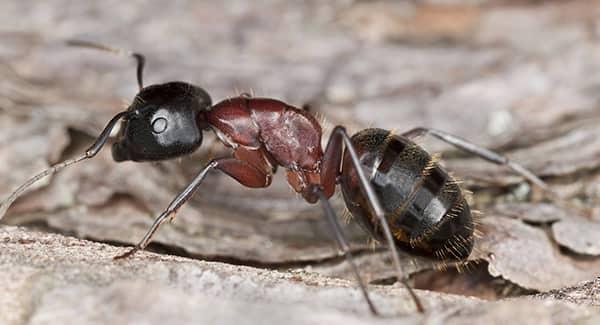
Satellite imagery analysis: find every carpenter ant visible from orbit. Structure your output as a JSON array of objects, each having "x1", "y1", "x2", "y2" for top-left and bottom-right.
[{"x1": 0, "y1": 40, "x2": 575, "y2": 315}]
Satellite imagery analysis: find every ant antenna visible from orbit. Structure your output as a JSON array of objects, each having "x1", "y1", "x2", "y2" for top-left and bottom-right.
[
  {"x1": 0, "y1": 111, "x2": 129, "y2": 220},
  {"x1": 66, "y1": 39, "x2": 146, "y2": 90}
]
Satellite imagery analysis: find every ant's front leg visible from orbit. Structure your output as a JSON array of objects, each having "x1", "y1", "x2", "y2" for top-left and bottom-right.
[{"x1": 114, "y1": 157, "x2": 271, "y2": 259}]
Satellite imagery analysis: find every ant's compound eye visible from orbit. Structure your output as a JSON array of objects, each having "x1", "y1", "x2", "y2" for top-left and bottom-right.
[{"x1": 152, "y1": 117, "x2": 168, "y2": 134}]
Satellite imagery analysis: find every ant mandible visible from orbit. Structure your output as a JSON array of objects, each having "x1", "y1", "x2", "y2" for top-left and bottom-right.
[{"x1": 0, "y1": 40, "x2": 570, "y2": 315}]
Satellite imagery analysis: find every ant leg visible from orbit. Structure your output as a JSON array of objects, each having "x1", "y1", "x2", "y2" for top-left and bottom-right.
[
  {"x1": 324, "y1": 126, "x2": 424, "y2": 313},
  {"x1": 0, "y1": 111, "x2": 129, "y2": 220},
  {"x1": 114, "y1": 158, "x2": 270, "y2": 259},
  {"x1": 66, "y1": 39, "x2": 146, "y2": 90},
  {"x1": 114, "y1": 160, "x2": 218, "y2": 260},
  {"x1": 402, "y1": 127, "x2": 591, "y2": 216},
  {"x1": 313, "y1": 188, "x2": 379, "y2": 315},
  {"x1": 402, "y1": 127, "x2": 552, "y2": 191}
]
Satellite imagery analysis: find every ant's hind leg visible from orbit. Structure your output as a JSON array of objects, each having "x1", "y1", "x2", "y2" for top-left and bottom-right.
[
  {"x1": 114, "y1": 158, "x2": 271, "y2": 259},
  {"x1": 402, "y1": 127, "x2": 590, "y2": 215},
  {"x1": 313, "y1": 188, "x2": 379, "y2": 315},
  {"x1": 322, "y1": 126, "x2": 424, "y2": 313},
  {"x1": 402, "y1": 127, "x2": 551, "y2": 190}
]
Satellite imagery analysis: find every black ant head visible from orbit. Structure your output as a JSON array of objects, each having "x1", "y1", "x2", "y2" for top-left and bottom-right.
[
  {"x1": 112, "y1": 82, "x2": 212, "y2": 162},
  {"x1": 0, "y1": 43, "x2": 217, "y2": 218}
]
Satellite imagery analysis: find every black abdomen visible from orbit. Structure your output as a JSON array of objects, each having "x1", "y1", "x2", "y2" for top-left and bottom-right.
[{"x1": 340, "y1": 128, "x2": 474, "y2": 260}]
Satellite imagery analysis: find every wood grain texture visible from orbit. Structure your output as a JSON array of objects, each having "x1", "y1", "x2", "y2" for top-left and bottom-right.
[{"x1": 0, "y1": 1, "x2": 599, "y2": 322}]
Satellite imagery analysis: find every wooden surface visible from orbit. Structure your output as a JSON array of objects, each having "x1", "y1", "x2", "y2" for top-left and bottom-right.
[{"x1": 0, "y1": 1, "x2": 599, "y2": 323}]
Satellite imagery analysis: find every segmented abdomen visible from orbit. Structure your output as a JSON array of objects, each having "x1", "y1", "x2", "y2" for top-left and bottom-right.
[{"x1": 340, "y1": 128, "x2": 474, "y2": 259}]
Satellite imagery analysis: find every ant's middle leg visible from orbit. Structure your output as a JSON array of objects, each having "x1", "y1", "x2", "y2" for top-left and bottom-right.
[
  {"x1": 114, "y1": 158, "x2": 271, "y2": 259},
  {"x1": 321, "y1": 126, "x2": 424, "y2": 313},
  {"x1": 312, "y1": 187, "x2": 379, "y2": 315}
]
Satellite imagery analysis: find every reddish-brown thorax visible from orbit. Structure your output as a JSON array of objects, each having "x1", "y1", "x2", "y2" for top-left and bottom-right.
[{"x1": 202, "y1": 96, "x2": 325, "y2": 203}]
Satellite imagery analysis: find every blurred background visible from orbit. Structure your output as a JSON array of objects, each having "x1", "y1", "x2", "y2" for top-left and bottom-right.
[{"x1": 1, "y1": 0, "x2": 600, "y2": 301}]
